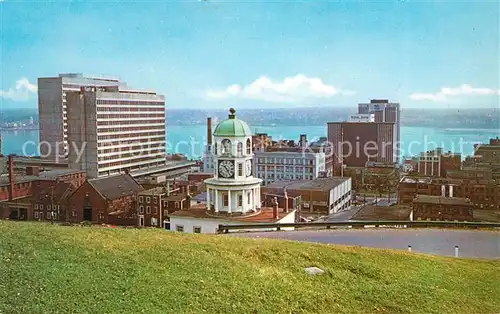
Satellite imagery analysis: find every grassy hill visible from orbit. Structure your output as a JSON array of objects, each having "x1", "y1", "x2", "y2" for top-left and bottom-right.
[{"x1": 1, "y1": 221, "x2": 499, "y2": 314}]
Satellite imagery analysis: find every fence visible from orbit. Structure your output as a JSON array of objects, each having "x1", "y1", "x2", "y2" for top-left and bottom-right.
[{"x1": 217, "y1": 220, "x2": 500, "y2": 233}]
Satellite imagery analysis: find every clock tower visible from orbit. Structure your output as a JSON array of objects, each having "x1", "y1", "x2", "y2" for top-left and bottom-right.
[{"x1": 204, "y1": 108, "x2": 262, "y2": 214}]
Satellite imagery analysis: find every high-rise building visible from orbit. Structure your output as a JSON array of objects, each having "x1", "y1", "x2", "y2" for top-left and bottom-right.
[
  {"x1": 358, "y1": 99, "x2": 400, "y2": 163},
  {"x1": 327, "y1": 121, "x2": 395, "y2": 170},
  {"x1": 202, "y1": 117, "x2": 215, "y2": 173},
  {"x1": 66, "y1": 85, "x2": 166, "y2": 178},
  {"x1": 38, "y1": 73, "x2": 127, "y2": 160}
]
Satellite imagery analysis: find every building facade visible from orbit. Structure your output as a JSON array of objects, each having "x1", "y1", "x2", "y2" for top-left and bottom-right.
[
  {"x1": 358, "y1": 99, "x2": 401, "y2": 163},
  {"x1": 253, "y1": 151, "x2": 326, "y2": 185},
  {"x1": 327, "y1": 121, "x2": 395, "y2": 171},
  {"x1": 398, "y1": 176, "x2": 500, "y2": 209},
  {"x1": 38, "y1": 73, "x2": 125, "y2": 160},
  {"x1": 417, "y1": 148, "x2": 461, "y2": 177},
  {"x1": 262, "y1": 177, "x2": 352, "y2": 215},
  {"x1": 66, "y1": 174, "x2": 143, "y2": 224},
  {"x1": 412, "y1": 195, "x2": 474, "y2": 221},
  {"x1": 66, "y1": 85, "x2": 166, "y2": 178}
]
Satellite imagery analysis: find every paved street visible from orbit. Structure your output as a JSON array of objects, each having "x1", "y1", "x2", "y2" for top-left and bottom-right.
[{"x1": 230, "y1": 229, "x2": 500, "y2": 259}]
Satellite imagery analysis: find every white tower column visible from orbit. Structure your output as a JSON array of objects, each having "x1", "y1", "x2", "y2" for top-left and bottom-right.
[
  {"x1": 228, "y1": 190, "x2": 232, "y2": 213},
  {"x1": 214, "y1": 189, "x2": 219, "y2": 213},
  {"x1": 242, "y1": 189, "x2": 247, "y2": 212},
  {"x1": 206, "y1": 187, "x2": 210, "y2": 210}
]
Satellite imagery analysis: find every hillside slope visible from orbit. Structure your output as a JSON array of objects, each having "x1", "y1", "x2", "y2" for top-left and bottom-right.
[{"x1": 0, "y1": 221, "x2": 499, "y2": 314}]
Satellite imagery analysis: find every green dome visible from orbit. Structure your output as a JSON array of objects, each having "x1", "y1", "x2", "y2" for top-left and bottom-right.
[{"x1": 213, "y1": 108, "x2": 252, "y2": 137}]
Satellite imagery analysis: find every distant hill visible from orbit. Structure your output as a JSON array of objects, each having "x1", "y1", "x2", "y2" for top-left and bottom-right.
[{"x1": 1, "y1": 221, "x2": 499, "y2": 314}]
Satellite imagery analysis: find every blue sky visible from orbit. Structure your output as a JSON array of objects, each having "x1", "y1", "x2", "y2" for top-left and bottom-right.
[{"x1": 1, "y1": 0, "x2": 499, "y2": 109}]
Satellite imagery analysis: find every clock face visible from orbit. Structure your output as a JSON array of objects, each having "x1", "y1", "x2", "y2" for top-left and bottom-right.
[
  {"x1": 245, "y1": 159, "x2": 252, "y2": 176},
  {"x1": 218, "y1": 160, "x2": 235, "y2": 178}
]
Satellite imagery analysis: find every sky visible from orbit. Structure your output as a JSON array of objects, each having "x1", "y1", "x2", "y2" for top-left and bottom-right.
[{"x1": 0, "y1": 0, "x2": 499, "y2": 109}]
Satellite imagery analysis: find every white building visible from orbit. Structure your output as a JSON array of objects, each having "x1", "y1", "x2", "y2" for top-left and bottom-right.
[
  {"x1": 38, "y1": 73, "x2": 129, "y2": 160},
  {"x1": 66, "y1": 85, "x2": 166, "y2": 178},
  {"x1": 169, "y1": 108, "x2": 296, "y2": 234},
  {"x1": 253, "y1": 151, "x2": 326, "y2": 185}
]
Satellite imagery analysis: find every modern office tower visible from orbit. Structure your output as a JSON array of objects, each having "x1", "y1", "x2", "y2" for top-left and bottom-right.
[
  {"x1": 357, "y1": 99, "x2": 400, "y2": 163},
  {"x1": 66, "y1": 85, "x2": 166, "y2": 178},
  {"x1": 38, "y1": 73, "x2": 127, "y2": 160},
  {"x1": 327, "y1": 121, "x2": 395, "y2": 170}
]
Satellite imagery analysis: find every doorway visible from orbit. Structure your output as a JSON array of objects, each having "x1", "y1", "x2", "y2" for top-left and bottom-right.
[
  {"x1": 139, "y1": 215, "x2": 144, "y2": 227},
  {"x1": 83, "y1": 206, "x2": 92, "y2": 221}
]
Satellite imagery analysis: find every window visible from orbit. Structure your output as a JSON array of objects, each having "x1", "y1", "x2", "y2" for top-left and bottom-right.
[
  {"x1": 238, "y1": 195, "x2": 243, "y2": 206},
  {"x1": 34, "y1": 211, "x2": 39, "y2": 219},
  {"x1": 139, "y1": 196, "x2": 144, "y2": 202},
  {"x1": 176, "y1": 225, "x2": 184, "y2": 232},
  {"x1": 223, "y1": 194, "x2": 229, "y2": 206},
  {"x1": 248, "y1": 192, "x2": 251, "y2": 204},
  {"x1": 39, "y1": 212, "x2": 44, "y2": 220},
  {"x1": 146, "y1": 197, "x2": 151, "y2": 203},
  {"x1": 146, "y1": 206, "x2": 151, "y2": 214},
  {"x1": 238, "y1": 163, "x2": 243, "y2": 176},
  {"x1": 153, "y1": 197, "x2": 158, "y2": 204},
  {"x1": 34, "y1": 204, "x2": 38, "y2": 210},
  {"x1": 246, "y1": 139, "x2": 251, "y2": 154},
  {"x1": 47, "y1": 205, "x2": 51, "y2": 211},
  {"x1": 153, "y1": 206, "x2": 158, "y2": 214},
  {"x1": 193, "y1": 226, "x2": 201, "y2": 233},
  {"x1": 139, "y1": 206, "x2": 144, "y2": 214},
  {"x1": 237, "y1": 142, "x2": 243, "y2": 155}
]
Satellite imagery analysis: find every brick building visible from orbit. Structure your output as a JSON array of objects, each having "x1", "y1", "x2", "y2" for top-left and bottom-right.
[
  {"x1": 67, "y1": 174, "x2": 143, "y2": 225},
  {"x1": 31, "y1": 181, "x2": 75, "y2": 222},
  {"x1": 398, "y1": 176, "x2": 500, "y2": 209},
  {"x1": 0, "y1": 157, "x2": 86, "y2": 220},
  {"x1": 417, "y1": 148, "x2": 461, "y2": 177},
  {"x1": 327, "y1": 121, "x2": 395, "y2": 173},
  {"x1": 137, "y1": 187, "x2": 192, "y2": 228},
  {"x1": 412, "y1": 195, "x2": 474, "y2": 221}
]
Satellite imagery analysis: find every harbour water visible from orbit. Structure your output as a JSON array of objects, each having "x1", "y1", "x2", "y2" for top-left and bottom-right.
[{"x1": 1, "y1": 125, "x2": 498, "y2": 160}]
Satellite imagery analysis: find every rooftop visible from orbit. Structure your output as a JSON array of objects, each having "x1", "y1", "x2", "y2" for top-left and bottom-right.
[
  {"x1": 88, "y1": 174, "x2": 144, "y2": 200},
  {"x1": 213, "y1": 108, "x2": 252, "y2": 137},
  {"x1": 264, "y1": 177, "x2": 349, "y2": 192},
  {"x1": 169, "y1": 205, "x2": 292, "y2": 223},
  {"x1": 399, "y1": 176, "x2": 433, "y2": 184},
  {"x1": 351, "y1": 205, "x2": 412, "y2": 221},
  {"x1": 0, "y1": 169, "x2": 85, "y2": 187},
  {"x1": 413, "y1": 195, "x2": 473, "y2": 206}
]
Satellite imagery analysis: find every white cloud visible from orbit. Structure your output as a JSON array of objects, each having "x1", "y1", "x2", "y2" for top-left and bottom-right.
[
  {"x1": 0, "y1": 77, "x2": 38, "y2": 101},
  {"x1": 409, "y1": 84, "x2": 500, "y2": 102},
  {"x1": 206, "y1": 74, "x2": 355, "y2": 102}
]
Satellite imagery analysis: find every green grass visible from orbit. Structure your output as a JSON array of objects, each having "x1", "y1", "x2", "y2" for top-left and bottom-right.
[{"x1": 1, "y1": 221, "x2": 499, "y2": 314}]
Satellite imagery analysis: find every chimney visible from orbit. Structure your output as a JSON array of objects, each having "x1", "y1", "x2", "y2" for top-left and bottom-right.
[
  {"x1": 207, "y1": 117, "x2": 212, "y2": 145},
  {"x1": 272, "y1": 197, "x2": 279, "y2": 219},
  {"x1": 8, "y1": 155, "x2": 14, "y2": 201},
  {"x1": 283, "y1": 190, "x2": 289, "y2": 213}
]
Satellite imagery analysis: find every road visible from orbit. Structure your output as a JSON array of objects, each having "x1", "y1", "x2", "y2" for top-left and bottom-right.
[{"x1": 230, "y1": 229, "x2": 500, "y2": 259}]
